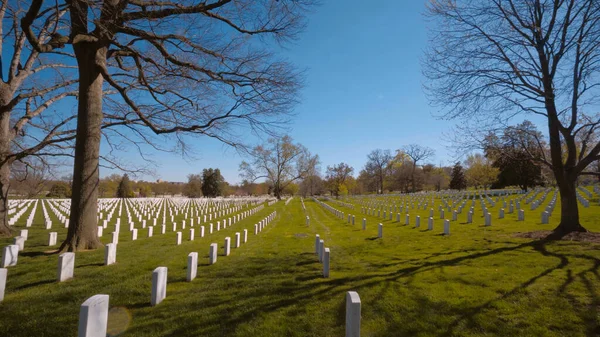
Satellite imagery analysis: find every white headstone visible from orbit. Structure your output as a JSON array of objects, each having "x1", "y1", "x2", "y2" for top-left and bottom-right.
[
  {"x1": 48, "y1": 232, "x2": 58, "y2": 246},
  {"x1": 176, "y1": 232, "x2": 182, "y2": 245},
  {"x1": 323, "y1": 247, "x2": 330, "y2": 278},
  {"x1": 319, "y1": 239, "x2": 325, "y2": 263},
  {"x1": 234, "y1": 232, "x2": 241, "y2": 248},
  {"x1": 346, "y1": 291, "x2": 361, "y2": 337},
  {"x1": 243, "y1": 229, "x2": 248, "y2": 243},
  {"x1": 151, "y1": 267, "x2": 168, "y2": 306},
  {"x1": 78, "y1": 294, "x2": 109, "y2": 337},
  {"x1": 104, "y1": 244, "x2": 116, "y2": 266},
  {"x1": 13, "y1": 236, "x2": 24, "y2": 251},
  {"x1": 0, "y1": 268, "x2": 6, "y2": 302},
  {"x1": 518, "y1": 209, "x2": 525, "y2": 221},
  {"x1": 209, "y1": 243, "x2": 218, "y2": 264},
  {"x1": 224, "y1": 237, "x2": 231, "y2": 256},
  {"x1": 131, "y1": 229, "x2": 138, "y2": 241},
  {"x1": 1, "y1": 245, "x2": 18, "y2": 267},
  {"x1": 19, "y1": 229, "x2": 28, "y2": 240},
  {"x1": 378, "y1": 224, "x2": 383, "y2": 238},
  {"x1": 187, "y1": 252, "x2": 198, "y2": 282},
  {"x1": 58, "y1": 252, "x2": 75, "y2": 282}
]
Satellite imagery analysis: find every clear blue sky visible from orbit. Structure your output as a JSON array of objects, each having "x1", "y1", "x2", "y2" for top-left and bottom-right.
[{"x1": 104, "y1": 0, "x2": 456, "y2": 183}]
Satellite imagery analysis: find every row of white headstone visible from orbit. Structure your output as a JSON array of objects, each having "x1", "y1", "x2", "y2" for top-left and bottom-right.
[
  {"x1": 76, "y1": 289, "x2": 362, "y2": 337},
  {"x1": 77, "y1": 211, "x2": 279, "y2": 336},
  {"x1": 0, "y1": 200, "x2": 275, "y2": 307},
  {"x1": 314, "y1": 234, "x2": 330, "y2": 278}
]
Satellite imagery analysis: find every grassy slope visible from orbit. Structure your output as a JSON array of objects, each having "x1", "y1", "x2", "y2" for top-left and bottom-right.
[{"x1": 0, "y1": 191, "x2": 598, "y2": 337}]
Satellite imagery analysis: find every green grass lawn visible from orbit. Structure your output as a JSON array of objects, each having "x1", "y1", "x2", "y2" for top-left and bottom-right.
[{"x1": 1, "y1": 191, "x2": 599, "y2": 336}]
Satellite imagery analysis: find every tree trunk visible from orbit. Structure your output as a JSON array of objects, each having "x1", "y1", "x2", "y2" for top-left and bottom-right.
[
  {"x1": 274, "y1": 181, "x2": 281, "y2": 200},
  {"x1": 0, "y1": 105, "x2": 12, "y2": 237},
  {"x1": 60, "y1": 45, "x2": 104, "y2": 251},
  {"x1": 411, "y1": 163, "x2": 417, "y2": 193},
  {"x1": 553, "y1": 177, "x2": 587, "y2": 235}
]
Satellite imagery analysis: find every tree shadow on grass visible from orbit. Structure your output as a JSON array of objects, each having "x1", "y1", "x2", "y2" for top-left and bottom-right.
[
  {"x1": 77, "y1": 262, "x2": 104, "y2": 268},
  {"x1": 13, "y1": 279, "x2": 55, "y2": 291},
  {"x1": 295, "y1": 260, "x2": 317, "y2": 267},
  {"x1": 438, "y1": 238, "x2": 600, "y2": 336},
  {"x1": 20, "y1": 250, "x2": 56, "y2": 258},
  {"x1": 132, "y1": 235, "x2": 600, "y2": 337}
]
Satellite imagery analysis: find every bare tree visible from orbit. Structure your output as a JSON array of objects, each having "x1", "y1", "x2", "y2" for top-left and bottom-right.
[
  {"x1": 240, "y1": 135, "x2": 319, "y2": 200},
  {"x1": 364, "y1": 149, "x2": 392, "y2": 194},
  {"x1": 402, "y1": 144, "x2": 434, "y2": 192},
  {"x1": 10, "y1": 159, "x2": 51, "y2": 198},
  {"x1": 325, "y1": 162, "x2": 354, "y2": 198},
  {"x1": 0, "y1": 1, "x2": 80, "y2": 236},
  {"x1": 425, "y1": 0, "x2": 600, "y2": 235},
  {"x1": 21, "y1": 0, "x2": 314, "y2": 250}
]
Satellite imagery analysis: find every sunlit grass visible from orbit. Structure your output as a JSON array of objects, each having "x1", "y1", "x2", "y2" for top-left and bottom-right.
[{"x1": 0, "y1": 191, "x2": 599, "y2": 336}]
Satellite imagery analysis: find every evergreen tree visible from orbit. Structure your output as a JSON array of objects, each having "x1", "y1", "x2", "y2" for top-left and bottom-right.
[
  {"x1": 116, "y1": 174, "x2": 133, "y2": 198},
  {"x1": 449, "y1": 162, "x2": 467, "y2": 190},
  {"x1": 202, "y1": 169, "x2": 225, "y2": 198}
]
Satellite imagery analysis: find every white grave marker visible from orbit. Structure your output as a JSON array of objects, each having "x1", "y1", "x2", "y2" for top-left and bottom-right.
[{"x1": 151, "y1": 267, "x2": 168, "y2": 306}]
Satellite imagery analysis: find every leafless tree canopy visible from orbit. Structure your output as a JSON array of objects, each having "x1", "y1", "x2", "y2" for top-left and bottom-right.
[
  {"x1": 22, "y1": 0, "x2": 312, "y2": 148},
  {"x1": 402, "y1": 144, "x2": 434, "y2": 192},
  {"x1": 0, "y1": 1, "x2": 80, "y2": 236},
  {"x1": 18, "y1": 0, "x2": 316, "y2": 249},
  {"x1": 239, "y1": 135, "x2": 318, "y2": 199},
  {"x1": 364, "y1": 149, "x2": 392, "y2": 194},
  {"x1": 424, "y1": 0, "x2": 600, "y2": 233}
]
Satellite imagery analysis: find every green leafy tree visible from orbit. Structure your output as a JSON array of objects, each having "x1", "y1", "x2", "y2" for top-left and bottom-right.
[
  {"x1": 184, "y1": 174, "x2": 203, "y2": 198},
  {"x1": 484, "y1": 122, "x2": 544, "y2": 191},
  {"x1": 47, "y1": 182, "x2": 72, "y2": 198},
  {"x1": 137, "y1": 183, "x2": 152, "y2": 198},
  {"x1": 201, "y1": 169, "x2": 224, "y2": 198},
  {"x1": 116, "y1": 174, "x2": 134, "y2": 198},
  {"x1": 465, "y1": 154, "x2": 499, "y2": 189}
]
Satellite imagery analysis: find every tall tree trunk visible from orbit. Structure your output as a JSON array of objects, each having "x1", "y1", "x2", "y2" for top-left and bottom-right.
[
  {"x1": 274, "y1": 181, "x2": 281, "y2": 200},
  {"x1": 60, "y1": 45, "x2": 104, "y2": 251},
  {"x1": 0, "y1": 94, "x2": 13, "y2": 237},
  {"x1": 553, "y1": 176, "x2": 587, "y2": 235},
  {"x1": 0, "y1": 160, "x2": 10, "y2": 237},
  {"x1": 411, "y1": 163, "x2": 416, "y2": 193}
]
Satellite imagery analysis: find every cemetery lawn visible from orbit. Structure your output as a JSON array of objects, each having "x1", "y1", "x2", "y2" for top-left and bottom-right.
[{"x1": 1, "y1": 195, "x2": 600, "y2": 336}]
